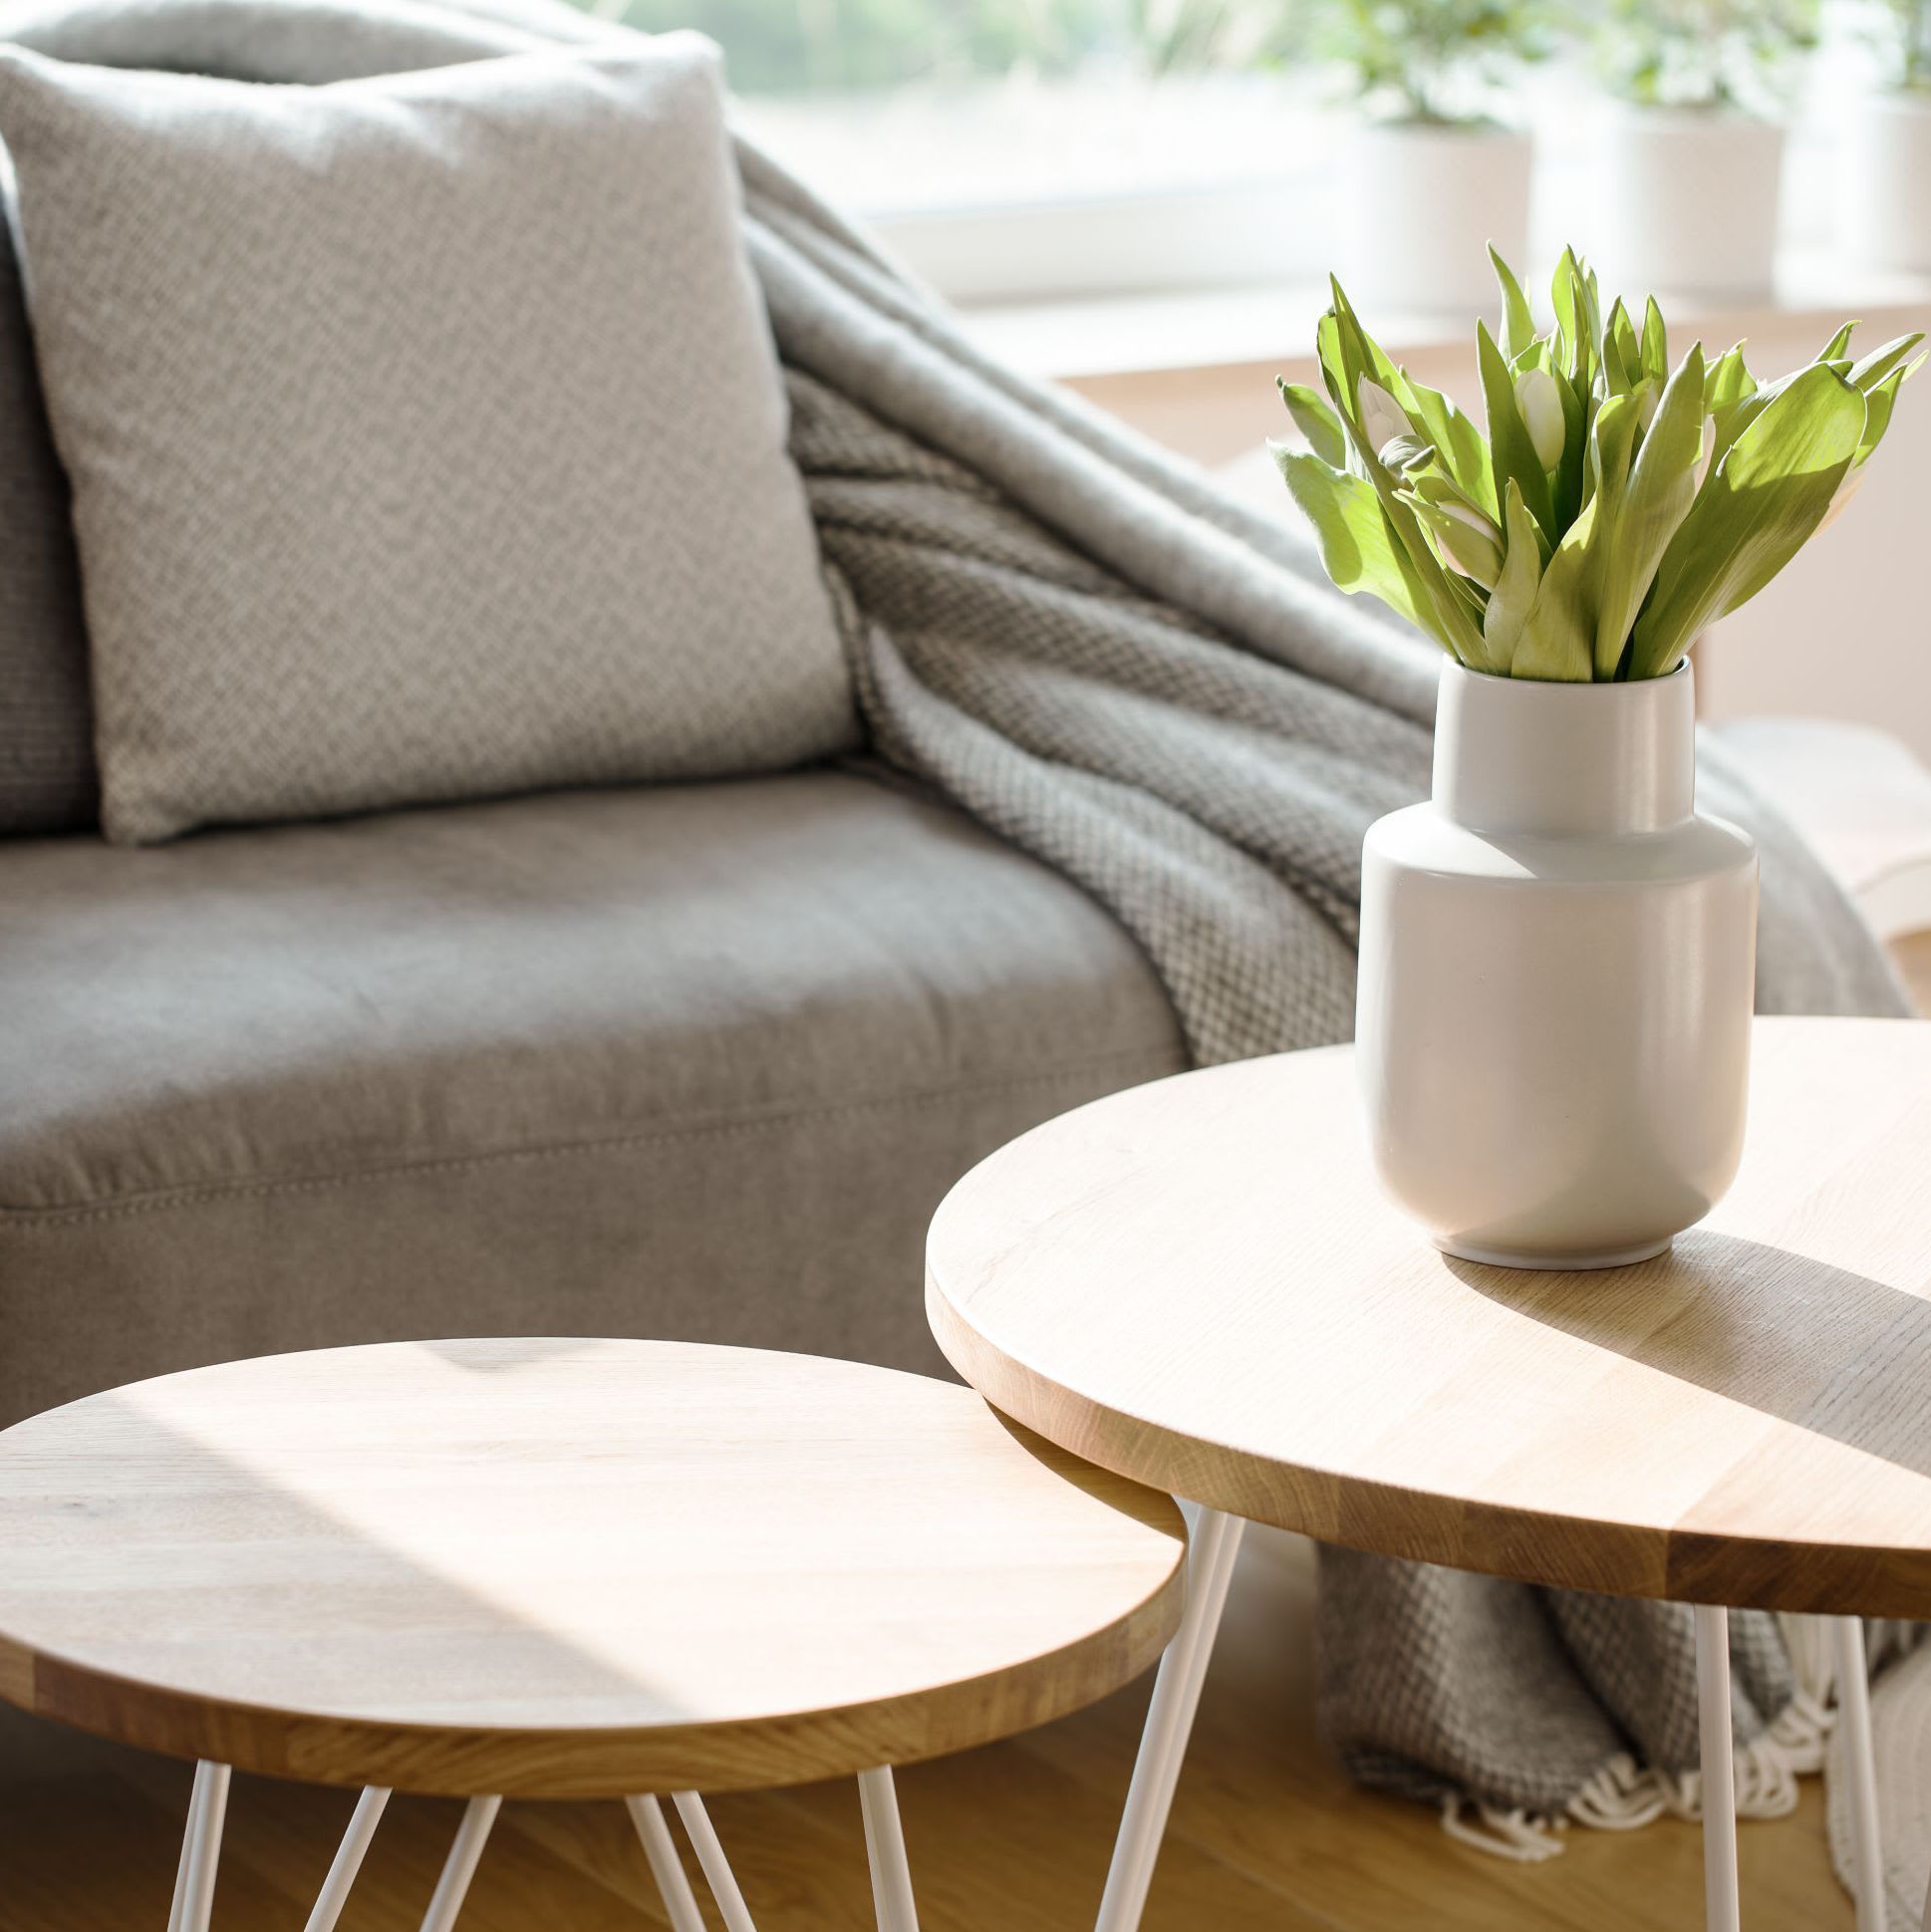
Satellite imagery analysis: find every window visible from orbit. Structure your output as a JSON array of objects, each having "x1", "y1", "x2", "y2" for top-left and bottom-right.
[{"x1": 573, "y1": 0, "x2": 1332, "y2": 299}]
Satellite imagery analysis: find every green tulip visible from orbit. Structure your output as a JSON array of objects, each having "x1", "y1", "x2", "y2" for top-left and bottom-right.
[{"x1": 1278, "y1": 246, "x2": 1918, "y2": 679}]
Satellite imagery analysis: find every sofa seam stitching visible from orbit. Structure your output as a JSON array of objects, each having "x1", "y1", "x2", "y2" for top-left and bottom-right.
[{"x1": 0, "y1": 1043, "x2": 1186, "y2": 1231}]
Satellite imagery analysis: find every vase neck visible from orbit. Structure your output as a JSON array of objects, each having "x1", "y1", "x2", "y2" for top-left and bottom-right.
[{"x1": 1433, "y1": 660, "x2": 1697, "y2": 837}]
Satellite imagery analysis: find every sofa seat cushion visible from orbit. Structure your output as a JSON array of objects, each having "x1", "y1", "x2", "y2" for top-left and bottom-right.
[
  {"x1": 1, "y1": 768, "x2": 1181, "y2": 1212},
  {"x1": 0, "y1": 771, "x2": 1184, "y2": 1421}
]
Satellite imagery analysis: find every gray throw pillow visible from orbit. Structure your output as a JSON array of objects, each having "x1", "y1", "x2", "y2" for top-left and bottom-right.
[
  {"x1": 0, "y1": 203, "x2": 94, "y2": 836},
  {"x1": 0, "y1": 37, "x2": 856, "y2": 844}
]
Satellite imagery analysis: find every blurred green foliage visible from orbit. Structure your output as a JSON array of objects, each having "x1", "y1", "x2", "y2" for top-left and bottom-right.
[
  {"x1": 581, "y1": 0, "x2": 1126, "y2": 90},
  {"x1": 1587, "y1": 0, "x2": 1817, "y2": 109},
  {"x1": 567, "y1": 0, "x2": 1825, "y2": 104},
  {"x1": 1875, "y1": 0, "x2": 1931, "y2": 90},
  {"x1": 1299, "y1": 0, "x2": 1559, "y2": 121}
]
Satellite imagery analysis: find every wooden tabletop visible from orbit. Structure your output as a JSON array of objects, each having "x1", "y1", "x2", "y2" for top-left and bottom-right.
[
  {"x1": 928, "y1": 1016, "x2": 1931, "y2": 1617},
  {"x1": 0, "y1": 1340, "x2": 1185, "y2": 1797}
]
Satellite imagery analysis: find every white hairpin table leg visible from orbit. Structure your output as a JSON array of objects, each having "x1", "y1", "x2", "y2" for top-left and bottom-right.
[
  {"x1": 1696, "y1": 1605, "x2": 1742, "y2": 1932},
  {"x1": 626, "y1": 1794, "x2": 708, "y2": 1932},
  {"x1": 167, "y1": 1761, "x2": 231, "y2": 1932},
  {"x1": 1094, "y1": 1505, "x2": 1244, "y2": 1932},
  {"x1": 1833, "y1": 1616, "x2": 1885, "y2": 1932},
  {"x1": 858, "y1": 1765, "x2": 919, "y2": 1932},
  {"x1": 417, "y1": 1794, "x2": 499, "y2": 1932},
  {"x1": 304, "y1": 1787, "x2": 390, "y2": 1932},
  {"x1": 673, "y1": 1791, "x2": 759, "y2": 1931}
]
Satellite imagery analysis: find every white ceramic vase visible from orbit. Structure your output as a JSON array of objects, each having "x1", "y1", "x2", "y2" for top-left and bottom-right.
[
  {"x1": 1339, "y1": 120, "x2": 1532, "y2": 318},
  {"x1": 1589, "y1": 102, "x2": 1786, "y2": 300},
  {"x1": 1356, "y1": 659, "x2": 1759, "y2": 1269},
  {"x1": 1841, "y1": 88, "x2": 1931, "y2": 276}
]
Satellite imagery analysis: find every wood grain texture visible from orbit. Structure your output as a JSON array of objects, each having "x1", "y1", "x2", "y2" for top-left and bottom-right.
[
  {"x1": 0, "y1": 1526, "x2": 1857, "y2": 1930},
  {"x1": 0, "y1": 1340, "x2": 1185, "y2": 1797},
  {"x1": 929, "y1": 1016, "x2": 1931, "y2": 1615}
]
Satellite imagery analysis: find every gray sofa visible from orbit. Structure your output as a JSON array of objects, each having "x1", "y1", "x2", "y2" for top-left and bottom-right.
[
  {"x1": 0, "y1": 767, "x2": 1186, "y2": 1430},
  {"x1": 0, "y1": 25, "x2": 1190, "y2": 1432}
]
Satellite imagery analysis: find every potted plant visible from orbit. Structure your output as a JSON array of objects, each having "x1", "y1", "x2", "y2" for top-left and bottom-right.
[
  {"x1": 1842, "y1": 0, "x2": 1931, "y2": 274},
  {"x1": 1275, "y1": 248, "x2": 1921, "y2": 1265},
  {"x1": 1310, "y1": 0, "x2": 1550, "y2": 316},
  {"x1": 1583, "y1": 0, "x2": 1816, "y2": 300}
]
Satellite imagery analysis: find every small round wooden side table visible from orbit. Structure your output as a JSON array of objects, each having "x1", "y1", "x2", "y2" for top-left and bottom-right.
[
  {"x1": 927, "y1": 1015, "x2": 1931, "y2": 1932},
  {"x1": 0, "y1": 1338, "x2": 1186, "y2": 1931}
]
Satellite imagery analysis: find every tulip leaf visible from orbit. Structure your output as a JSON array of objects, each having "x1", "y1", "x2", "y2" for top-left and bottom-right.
[
  {"x1": 1850, "y1": 331, "x2": 1926, "y2": 393},
  {"x1": 1310, "y1": 318, "x2": 1495, "y2": 671},
  {"x1": 1327, "y1": 279, "x2": 1408, "y2": 413},
  {"x1": 1396, "y1": 371, "x2": 1497, "y2": 520},
  {"x1": 1631, "y1": 363, "x2": 1866, "y2": 680},
  {"x1": 1272, "y1": 448, "x2": 1442, "y2": 637},
  {"x1": 1513, "y1": 500, "x2": 1600, "y2": 683},
  {"x1": 1314, "y1": 312, "x2": 1352, "y2": 432},
  {"x1": 1490, "y1": 245, "x2": 1536, "y2": 363},
  {"x1": 1819, "y1": 320, "x2": 1857, "y2": 363},
  {"x1": 1595, "y1": 299, "x2": 1628, "y2": 397},
  {"x1": 1277, "y1": 381, "x2": 1347, "y2": 467},
  {"x1": 1378, "y1": 495, "x2": 1492, "y2": 668},
  {"x1": 1705, "y1": 343, "x2": 1756, "y2": 413},
  {"x1": 1855, "y1": 360, "x2": 1920, "y2": 467},
  {"x1": 1479, "y1": 319, "x2": 1556, "y2": 545},
  {"x1": 1548, "y1": 247, "x2": 1599, "y2": 392},
  {"x1": 1277, "y1": 440, "x2": 1490, "y2": 671},
  {"x1": 1641, "y1": 297, "x2": 1669, "y2": 385},
  {"x1": 1575, "y1": 395, "x2": 1640, "y2": 674},
  {"x1": 1445, "y1": 568, "x2": 1489, "y2": 624},
  {"x1": 1550, "y1": 365, "x2": 1589, "y2": 530},
  {"x1": 1480, "y1": 479, "x2": 1543, "y2": 675},
  {"x1": 1707, "y1": 355, "x2": 1817, "y2": 469},
  {"x1": 1594, "y1": 348, "x2": 1706, "y2": 678}
]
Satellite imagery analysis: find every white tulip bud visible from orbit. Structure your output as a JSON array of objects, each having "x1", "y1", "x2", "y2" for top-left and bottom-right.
[
  {"x1": 1356, "y1": 378, "x2": 1411, "y2": 457},
  {"x1": 1431, "y1": 501, "x2": 1506, "y2": 588},
  {"x1": 1514, "y1": 367, "x2": 1565, "y2": 471},
  {"x1": 1379, "y1": 432, "x2": 1434, "y2": 473}
]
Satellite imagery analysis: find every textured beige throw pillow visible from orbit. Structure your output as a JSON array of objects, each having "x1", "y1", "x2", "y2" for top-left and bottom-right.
[{"x1": 0, "y1": 38, "x2": 856, "y2": 843}]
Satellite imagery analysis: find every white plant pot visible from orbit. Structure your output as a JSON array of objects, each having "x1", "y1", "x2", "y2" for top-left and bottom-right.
[
  {"x1": 1338, "y1": 121, "x2": 1531, "y2": 318},
  {"x1": 1356, "y1": 659, "x2": 1759, "y2": 1269},
  {"x1": 1841, "y1": 88, "x2": 1931, "y2": 276},
  {"x1": 1588, "y1": 102, "x2": 1786, "y2": 301}
]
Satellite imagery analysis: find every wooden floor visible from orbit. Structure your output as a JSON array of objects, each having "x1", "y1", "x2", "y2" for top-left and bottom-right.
[
  {"x1": 0, "y1": 1528, "x2": 1853, "y2": 1932},
  {"x1": 6, "y1": 936, "x2": 1922, "y2": 1930},
  {"x1": 1897, "y1": 928, "x2": 1931, "y2": 1015}
]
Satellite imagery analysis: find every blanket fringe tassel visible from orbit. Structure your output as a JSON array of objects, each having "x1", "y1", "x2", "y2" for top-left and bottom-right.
[
  {"x1": 1440, "y1": 1687, "x2": 1838, "y2": 1861},
  {"x1": 1440, "y1": 1795, "x2": 1567, "y2": 1863}
]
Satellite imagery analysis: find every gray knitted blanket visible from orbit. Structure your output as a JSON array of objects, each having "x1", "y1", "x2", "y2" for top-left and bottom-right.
[{"x1": 11, "y1": 0, "x2": 1915, "y2": 1885}]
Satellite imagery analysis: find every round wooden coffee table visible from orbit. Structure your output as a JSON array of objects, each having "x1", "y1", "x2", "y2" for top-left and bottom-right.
[
  {"x1": 927, "y1": 1015, "x2": 1931, "y2": 1932},
  {"x1": 0, "y1": 1338, "x2": 1186, "y2": 1931}
]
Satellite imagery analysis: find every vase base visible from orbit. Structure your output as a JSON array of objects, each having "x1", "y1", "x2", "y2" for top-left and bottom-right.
[{"x1": 1436, "y1": 1235, "x2": 1675, "y2": 1271}]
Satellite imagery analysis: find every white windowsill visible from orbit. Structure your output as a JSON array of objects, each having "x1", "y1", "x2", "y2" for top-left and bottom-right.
[{"x1": 956, "y1": 252, "x2": 1931, "y2": 386}]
